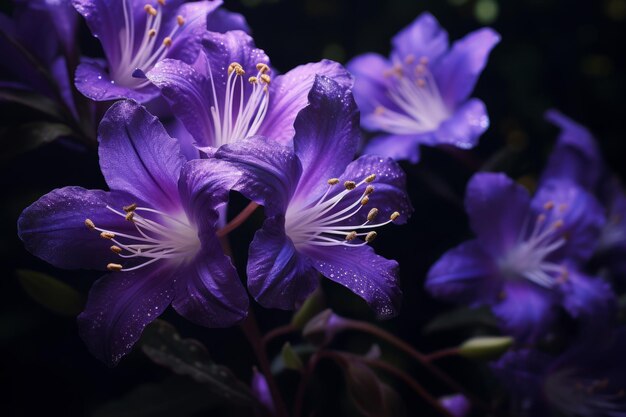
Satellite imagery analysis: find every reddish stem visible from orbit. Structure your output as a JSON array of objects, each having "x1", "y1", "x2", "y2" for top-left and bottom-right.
[
  {"x1": 425, "y1": 347, "x2": 461, "y2": 362},
  {"x1": 217, "y1": 202, "x2": 259, "y2": 237},
  {"x1": 262, "y1": 324, "x2": 298, "y2": 349}
]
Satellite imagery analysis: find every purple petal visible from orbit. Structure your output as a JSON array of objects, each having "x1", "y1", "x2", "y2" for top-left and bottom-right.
[
  {"x1": 531, "y1": 180, "x2": 605, "y2": 261},
  {"x1": 98, "y1": 100, "x2": 185, "y2": 212},
  {"x1": 258, "y1": 60, "x2": 353, "y2": 145},
  {"x1": 439, "y1": 394, "x2": 471, "y2": 417},
  {"x1": 24, "y1": 0, "x2": 79, "y2": 56},
  {"x1": 205, "y1": 8, "x2": 251, "y2": 34},
  {"x1": 390, "y1": 12, "x2": 449, "y2": 64},
  {"x1": 18, "y1": 187, "x2": 135, "y2": 270},
  {"x1": 493, "y1": 281, "x2": 557, "y2": 342},
  {"x1": 251, "y1": 368, "x2": 276, "y2": 415},
  {"x1": 163, "y1": 117, "x2": 201, "y2": 161},
  {"x1": 247, "y1": 216, "x2": 320, "y2": 310},
  {"x1": 172, "y1": 238, "x2": 248, "y2": 328},
  {"x1": 433, "y1": 98, "x2": 489, "y2": 149},
  {"x1": 465, "y1": 173, "x2": 531, "y2": 257},
  {"x1": 200, "y1": 30, "x2": 270, "y2": 80},
  {"x1": 147, "y1": 57, "x2": 215, "y2": 148},
  {"x1": 541, "y1": 109, "x2": 604, "y2": 190},
  {"x1": 434, "y1": 28, "x2": 500, "y2": 107},
  {"x1": 214, "y1": 136, "x2": 302, "y2": 216},
  {"x1": 77, "y1": 264, "x2": 175, "y2": 365},
  {"x1": 304, "y1": 244, "x2": 401, "y2": 319},
  {"x1": 71, "y1": 0, "x2": 126, "y2": 64},
  {"x1": 363, "y1": 133, "x2": 424, "y2": 163},
  {"x1": 332, "y1": 154, "x2": 413, "y2": 224},
  {"x1": 75, "y1": 58, "x2": 160, "y2": 102},
  {"x1": 293, "y1": 75, "x2": 360, "y2": 200},
  {"x1": 347, "y1": 53, "x2": 394, "y2": 125},
  {"x1": 559, "y1": 269, "x2": 616, "y2": 322},
  {"x1": 426, "y1": 240, "x2": 500, "y2": 306}
]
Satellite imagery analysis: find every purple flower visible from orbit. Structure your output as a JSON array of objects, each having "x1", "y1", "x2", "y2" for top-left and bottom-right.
[
  {"x1": 146, "y1": 30, "x2": 352, "y2": 152},
  {"x1": 439, "y1": 394, "x2": 470, "y2": 417},
  {"x1": 426, "y1": 172, "x2": 614, "y2": 342},
  {"x1": 210, "y1": 75, "x2": 412, "y2": 318},
  {"x1": 72, "y1": 0, "x2": 248, "y2": 102},
  {"x1": 17, "y1": 100, "x2": 248, "y2": 365},
  {"x1": 492, "y1": 329, "x2": 626, "y2": 417},
  {"x1": 347, "y1": 12, "x2": 499, "y2": 163}
]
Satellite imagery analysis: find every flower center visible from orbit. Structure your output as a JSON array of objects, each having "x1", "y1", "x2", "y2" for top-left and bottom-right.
[
  {"x1": 498, "y1": 202, "x2": 568, "y2": 288},
  {"x1": 85, "y1": 203, "x2": 200, "y2": 272},
  {"x1": 206, "y1": 62, "x2": 271, "y2": 148},
  {"x1": 284, "y1": 174, "x2": 400, "y2": 250},
  {"x1": 370, "y1": 55, "x2": 451, "y2": 135},
  {"x1": 112, "y1": 0, "x2": 185, "y2": 88}
]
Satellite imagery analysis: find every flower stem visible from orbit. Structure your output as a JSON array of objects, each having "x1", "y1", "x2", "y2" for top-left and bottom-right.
[
  {"x1": 262, "y1": 324, "x2": 298, "y2": 349},
  {"x1": 241, "y1": 313, "x2": 289, "y2": 417},
  {"x1": 425, "y1": 347, "x2": 461, "y2": 362},
  {"x1": 217, "y1": 202, "x2": 259, "y2": 237}
]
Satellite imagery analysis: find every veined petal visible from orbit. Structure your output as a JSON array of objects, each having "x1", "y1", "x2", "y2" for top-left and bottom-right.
[
  {"x1": 304, "y1": 244, "x2": 401, "y2": 319},
  {"x1": 347, "y1": 53, "x2": 395, "y2": 122},
  {"x1": 247, "y1": 216, "x2": 320, "y2": 310},
  {"x1": 214, "y1": 136, "x2": 302, "y2": 216},
  {"x1": 390, "y1": 12, "x2": 449, "y2": 64},
  {"x1": 434, "y1": 28, "x2": 500, "y2": 107},
  {"x1": 531, "y1": 180, "x2": 605, "y2": 262},
  {"x1": 426, "y1": 240, "x2": 500, "y2": 306},
  {"x1": 205, "y1": 8, "x2": 251, "y2": 34},
  {"x1": 98, "y1": 100, "x2": 185, "y2": 212},
  {"x1": 18, "y1": 187, "x2": 136, "y2": 270},
  {"x1": 433, "y1": 98, "x2": 489, "y2": 150},
  {"x1": 493, "y1": 281, "x2": 557, "y2": 343},
  {"x1": 72, "y1": 0, "x2": 125, "y2": 64},
  {"x1": 172, "y1": 238, "x2": 248, "y2": 328},
  {"x1": 363, "y1": 133, "x2": 424, "y2": 164},
  {"x1": 465, "y1": 173, "x2": 531, "y2": 257},
  {"x1": 293, "y1": 75, "x2": 360, "y2": 202},
  {"x1": 258, "y1": 59, "x2": 353, "y2": 145},
  {"x1": 77, "y1": 264, "x2": 176, "y2": 365}
]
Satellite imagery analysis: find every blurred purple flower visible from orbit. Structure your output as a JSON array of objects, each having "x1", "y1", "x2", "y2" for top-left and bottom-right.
[
  {"x1": 210, "y1": 75, "x2": 412, "y2": 318},
  {"x1": 72, "y1": 0, "x2": 248, "y2": 102},
  {"x1": 439, "y1": 394, "x2": 470, "y2": 417},
  {"x1": 18, "y1": 100, "x2": 248, "y2": 365},
  {"x1": 492, "y1": 328, "x2": 626, "y2": 417},
  {"x1": 426, "y1": 172, "x2": 614, "y2": 342},
  {"x1": 146, "y1": 30, "x2": 352, "y2": 152},
  {"x1": 347, "y1": 12, "x2": 499, "y2": 163}
]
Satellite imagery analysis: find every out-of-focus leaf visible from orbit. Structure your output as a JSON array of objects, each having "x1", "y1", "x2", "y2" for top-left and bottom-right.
[
  {"x1": 1, "y1": 122, "x2": 73, "y2": 160},
  {"x1": 380, "y1": 382, "x2": 407, "y2": 417},
  {"x1": 140, "y1": 320, "x2": 255, "y2": 406},
  {"x1": 423, "y1": 306, "x2": 498, "y2": 334},
  {"x1": 344, "y1": 361, "x2": 389, "y2": 417},
  {"x1": 291, "y1": 288, "x2": 325, "y2": 329},
  {"x1": 458, "y1": 336, "x2": 513, "y2": 360},
  {"x1": 16, "y1": 269, "x2": 84, "y2": 316},
  {"x1": 270, "y1": 343, "x2": 317, "y2": 374},
  {"x1": 280, "y1": 342, "x2": 303, "y2": 371},
  {"x1": 91, "y1": 376, "x2": 219, "y2": 417},
  {"x1": 0, "y1": 88, "x2": 65, "y2": 119}
]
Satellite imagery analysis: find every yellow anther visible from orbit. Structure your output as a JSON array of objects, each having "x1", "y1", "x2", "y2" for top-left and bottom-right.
[
  {"x1": 123, "y1": 203, "x2": 137, "y2": 212},
  {"x1": 375, "y1": 106, "x2": 385, "y2": 115},
  {"x1": 415, "y1": 64, "x2": 426, "y2": 74},
  {"x1": 327, "y1": 178, "x2": 340, "y2": 185},
  {"x1": 361, "y1": 196, "x2": 370, "y2": 205},
  {"x1": 176, "y1": 15, "x2": 185, "y2": 26},
  {"x1": 404, "y1": 54, "x2": 415, "y2": 64},
  {"x1": 163, "y1": 37, "x2": 172, "y2": 47},
  {"x1": 157, "y1": 0, "x2": 166, "y2": 5},
  {"x1": 543, "y1": 201, "x2": 554, "y2": 210},
  {"x1": 345, "y1": 231, "x2": 357, "y2": 241},
  {"x1": 365, "y1": 174, "x2": 376, "y2": 183},
  {"x1": 367, "y1": 208, "x2": 379, "y2": 221},
  {"x1": 553, "y1": 219, "x2": 564, "y2": 229},
  {"x1": 110, "y1": 245, "x2": 123, "y2": 254},
  {"x1": 144, "y1": 4, "x2": 157, "y2": 16},
  {"x1": 148, "y1": 28, "x2": 157, "y2": 37},
  {"x1": 125, "y1": 211, "x2": 135, "y2": 222},
  {"x1": 558, "y1": 204, "x2": 568, "y2": 213},
  {"x1": 256, "y1": 63, "x2": 270, "y2": 73},
  {"x1": 537, "y1": 214, "x2": 546, "y2": 223},
  {"x1": 248, "y1": 76, "x2": 258, "y2": 84},
  {"x1": 85, "y1": 219, "x2": 95, "y2": 230},
  {"x1": 260, "y1": 74, "x2": 271, "y2": 84},
  {"x1": 365, "y1": 185, "x2": 374, "y2": 195},
  {"x1": 365, "y1": 231, "x2": 377, "y2": 243},
  {"x1": 419, "y1": 56, "x2": 429, "y2": 65},
  {"x1": 228, "y1": 62, "x2": 243, "y2": 75},
  {"x1": 100, "y1": 232, "x2": 115, "y2": 239},
  {"x1": 417, "y1": 78, "x2": 426, "y2": 88},
  {"x1": 390, "y1": 211, "x2": 400, "y2": 221},
  {"x1": 344, "y1": 181, "x2": 356, "y2": 190},
  {"x1": 107, "y1": 263, "x2": 123, "y2": 272}
]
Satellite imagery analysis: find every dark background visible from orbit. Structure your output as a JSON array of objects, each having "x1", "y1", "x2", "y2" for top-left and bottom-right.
[{"x1": 1, "y1": 0, "x2": 625, "y2": 416}]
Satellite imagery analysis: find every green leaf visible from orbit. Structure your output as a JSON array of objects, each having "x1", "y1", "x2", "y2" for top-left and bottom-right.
[
  {"x1": 458, "y1": 336, "x2": 514, "y2": 360},
  {"x1": 291, "y1": 288, "x2": 325, "y2": 329},
  {"x1": 1, "y1": 122, "x2": 74, "y2": 160},
  {"x1": 0, "y1": 88, "x2": 65, "y2": 119},
  {"x1": 91, "y1": 376, "x2": 220, "y2": 417},
  {"x1": 16, "y1": 269, "x2": 84, "y2": 316},
  {"x1": 423, "y1": 306, "x2": 498, "y2": 334},
  {"x1": 280, "y1": 342, "x2": 303, "y2": 371},
  {"x1": 140, "y1": 320, "x2": 255, "y2": 406}
]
